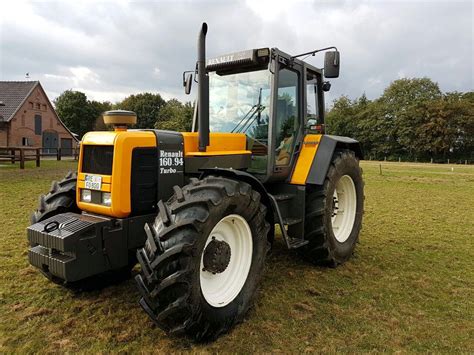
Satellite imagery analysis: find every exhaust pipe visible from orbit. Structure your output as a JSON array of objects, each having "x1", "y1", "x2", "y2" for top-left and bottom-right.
[{"x1": 197, "y1": 22, "x2": 209, "y2": 152}]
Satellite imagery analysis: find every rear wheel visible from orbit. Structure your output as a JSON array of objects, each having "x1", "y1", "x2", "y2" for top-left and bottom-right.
[
  {"x1": 301, "y1": 149, "x2": 364, "y2": 265},
  {"x1": 135, "y1": 176, "x2": 270, "y2": 340}
]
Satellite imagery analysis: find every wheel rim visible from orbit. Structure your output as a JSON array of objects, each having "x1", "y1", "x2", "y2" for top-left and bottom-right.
[
  {"x1": 331, "y1": 175, "x2": 357, "y2": 243},
  {"x1": 200, "y1": 214, "x2": 253, "y2": 308}
]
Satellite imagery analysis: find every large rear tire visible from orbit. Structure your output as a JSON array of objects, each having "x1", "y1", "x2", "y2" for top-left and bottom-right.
[
  {"x1": 301, "y1": 149, "x2": 364, "y2": 266},
  {"x1": 135, "y1": 176, "x2": 270, "y2": 340}
]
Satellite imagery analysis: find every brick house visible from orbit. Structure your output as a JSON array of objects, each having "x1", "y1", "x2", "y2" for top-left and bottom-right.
[{"x1": 0, "y1": 81, "x2": 78, "y2": 153}]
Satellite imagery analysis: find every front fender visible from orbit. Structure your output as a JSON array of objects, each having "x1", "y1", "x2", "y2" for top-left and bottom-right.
[{"x1": 199, "y1": 168, "x2": 276, "y2": 242}]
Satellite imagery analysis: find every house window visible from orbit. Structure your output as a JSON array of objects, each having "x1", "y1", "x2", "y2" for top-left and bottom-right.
[
  {"x1": 34, "y1": 114, "x2": 42, "y2": 135},
  {"x1": 22, "y1": 137, "x2": 30, "y2": 146},
  {"x1": 29, "y1": 102, "x2": 34, "y2": 109},
  {"x1": 42, "y1": 104, "x2": 47, "y2": 111},
  {"x1": 35, "y1": 103, "x2": 41, "y2": 110}
]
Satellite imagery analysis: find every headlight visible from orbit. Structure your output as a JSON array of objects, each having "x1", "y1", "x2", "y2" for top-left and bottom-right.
[
  {"x1": 81, "y1": 189, "x2": 92, "y2": 203},
  {"x1": 102, "y1": 192, "x2": 112, "y2": 206}
]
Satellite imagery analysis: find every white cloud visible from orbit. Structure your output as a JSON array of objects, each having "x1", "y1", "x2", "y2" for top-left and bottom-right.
[{"x1": 1, "y1": 0, "x2": 472, "y2": 107}]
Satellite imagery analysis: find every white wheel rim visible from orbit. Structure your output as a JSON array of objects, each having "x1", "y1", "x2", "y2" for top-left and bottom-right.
[
  {"x1": 200, "y1": 214, "x2": 253, "y2": 308},
  {"x1": 331, "y1": 175, "x2": 357, "y2": 243}
]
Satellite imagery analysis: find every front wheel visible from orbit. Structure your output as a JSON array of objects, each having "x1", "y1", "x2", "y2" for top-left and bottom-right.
[
  {"x1": 301, "y1": 149, "x2": 364, "y2": 266},
  {"x1": 135, "y1": 176, "x2": 270, "y2": 340}
]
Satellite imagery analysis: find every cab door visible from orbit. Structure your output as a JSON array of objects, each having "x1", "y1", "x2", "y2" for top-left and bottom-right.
[{"x1": 267, "y1": 54, "x2": 304, "y2": 182}]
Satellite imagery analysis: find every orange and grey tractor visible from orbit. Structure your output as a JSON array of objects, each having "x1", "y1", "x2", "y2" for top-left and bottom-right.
[{"x1": 28, "y1": 23, "x2": 364, "y2": 340}]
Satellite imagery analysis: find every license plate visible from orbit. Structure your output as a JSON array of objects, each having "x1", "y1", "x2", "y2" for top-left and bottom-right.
[{"x1": 84, "y1": 175, "x2": 102, "y2": 190}]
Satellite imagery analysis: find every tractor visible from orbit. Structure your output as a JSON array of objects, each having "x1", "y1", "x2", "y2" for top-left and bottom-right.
[{"x1": 27, "y1": 23, "x2": 364, "y2": 340}]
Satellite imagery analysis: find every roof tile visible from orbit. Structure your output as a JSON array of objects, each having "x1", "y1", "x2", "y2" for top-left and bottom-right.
[{"x1": 0, "y1": 81, "x2": 38, "y2": 121}]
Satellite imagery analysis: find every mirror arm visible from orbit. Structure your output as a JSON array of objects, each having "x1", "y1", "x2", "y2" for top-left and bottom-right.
[{"x1": 291, "y1": 46, "x2": 338, "y2": 60}]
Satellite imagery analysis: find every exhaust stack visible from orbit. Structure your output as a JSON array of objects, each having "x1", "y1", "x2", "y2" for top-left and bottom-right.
[{"x1": 197, "y1": 22, "x2": 209, "y2": 152}]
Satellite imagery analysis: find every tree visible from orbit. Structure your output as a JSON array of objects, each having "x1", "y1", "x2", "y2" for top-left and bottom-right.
[
  {"x1": 326, "y1": 95, "x2": 358, "y2": 138},
  {"x1": 54, "y1": 90, "x2": 96, "y2": 138},
  {"x1": 408, "y1": 97, "x2": 474, "y2": 160},
  {"x1": 90, "y1": 100, "x2": 112, "y2": 130},
  {"x1": 379, "y1": 78, "x2": 443, "y2": 156},
  {"x1": 155, "y1": 99, "x2": 193, "y2": 131},
  {"x1": 326, "y1": 79, "x2": 473, "y2": 161},
  {"x1": 116, "y1": 93, "x2": 166, "y2": 129}
]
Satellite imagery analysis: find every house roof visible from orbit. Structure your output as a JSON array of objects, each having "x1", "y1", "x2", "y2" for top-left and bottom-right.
[
  {"x1": 0, "y1": 81, "x2": 79, "y2": 141},
  {"x1": 0, "y1": 81, "x2": 39, "y2": 122}
]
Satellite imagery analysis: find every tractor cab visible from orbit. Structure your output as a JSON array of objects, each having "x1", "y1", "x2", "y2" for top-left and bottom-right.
[{"x1": 191, "y1": 46, "x2": 337, "y2": 183}]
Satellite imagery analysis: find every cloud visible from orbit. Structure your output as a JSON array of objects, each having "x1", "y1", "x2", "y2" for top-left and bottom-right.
[{"x1": 0, "y1": 0, "x2": 472, "y2": 108}]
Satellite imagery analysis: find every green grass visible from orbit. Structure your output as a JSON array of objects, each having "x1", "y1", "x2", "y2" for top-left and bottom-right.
[{"x1": 1, "y1": 160, "x2": 473, "y2": 352}]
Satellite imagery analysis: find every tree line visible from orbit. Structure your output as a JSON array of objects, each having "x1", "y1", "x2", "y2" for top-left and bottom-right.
[
  {"x1": 54, "y1": 77, "x2": 473, "y2": 163},
  {"x1": 326, "y1": 78, "x2": 474, "y2": 162},
  {"x1": 54, "y1": 91, "x2": 193, "y2": 139}
]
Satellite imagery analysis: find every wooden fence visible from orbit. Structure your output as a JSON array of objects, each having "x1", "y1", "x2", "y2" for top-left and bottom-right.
[{"x1": 0, "y1": 147, "x2": 79, "y2": 169}]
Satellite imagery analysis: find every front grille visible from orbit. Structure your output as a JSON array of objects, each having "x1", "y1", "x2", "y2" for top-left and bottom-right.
[{"x1": 82, "y1": 145, "x2": 113, "y2": 175}]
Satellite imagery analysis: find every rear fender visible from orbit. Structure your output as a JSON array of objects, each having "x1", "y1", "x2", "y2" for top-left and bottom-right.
[{"x1": 305, "y1": 135, "x2": 363, "y2": 186}]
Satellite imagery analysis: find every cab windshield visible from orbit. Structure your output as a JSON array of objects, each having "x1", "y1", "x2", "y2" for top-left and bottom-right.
[{"x1": 209, "y1": 69, "x2": 271, "y2": 142}]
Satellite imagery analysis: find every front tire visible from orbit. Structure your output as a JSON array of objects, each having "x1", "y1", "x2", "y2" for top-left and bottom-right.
[
  {"x1": 135, "y1": 176, "x2": 270, "y2": 340},
  {"x1": 31, "y1": 171, "x2": 79, "y2": 224},
  {"x1": 301, "y1": 149, "x2": 364, "y2": 266}
]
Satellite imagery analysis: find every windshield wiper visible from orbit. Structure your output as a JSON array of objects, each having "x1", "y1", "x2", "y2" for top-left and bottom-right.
[{"x1": 231, "y1": 88, "x2": 265, "y2": 133}]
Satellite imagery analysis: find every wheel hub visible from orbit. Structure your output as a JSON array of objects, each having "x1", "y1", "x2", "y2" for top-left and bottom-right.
[
  {"x1": 202, "y1": 237, "x2": 231, "y2": 274},
  {"x1": 332, "y1": 194, "x2": 339, "y2": 218}
]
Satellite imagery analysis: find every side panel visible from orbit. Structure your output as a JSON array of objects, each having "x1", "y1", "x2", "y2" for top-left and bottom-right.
[
  {"x1": 130, "y1": 147, "x2": 158, "y2": 214},
  {"x1": 290, "y1": 134, "x2": 322, "y2": 185},
  {"x1": 152, "y1": 130, "x2": 185, "y2": 202},
  {"x1": 181, "y1": 132, "x2": 250, "y2": 156},
  {"x1": 290, "y1": 134, "x2": 363, "y2": 186}
]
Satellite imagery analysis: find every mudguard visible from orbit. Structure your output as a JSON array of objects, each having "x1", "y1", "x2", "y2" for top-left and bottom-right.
[
  {"x1": 199, "y1": 168, "x2": 276, "y2": 240},
  {"x1": 304, "y1": 135, "x2": 363, "y2": 186}
]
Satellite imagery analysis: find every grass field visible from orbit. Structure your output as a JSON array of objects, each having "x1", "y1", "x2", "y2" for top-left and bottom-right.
[{"x1": 0, "y1": 160, "x2": 473, "y2": 352}]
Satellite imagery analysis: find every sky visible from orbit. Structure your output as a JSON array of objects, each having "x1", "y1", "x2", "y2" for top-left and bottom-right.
[{"x1": 1, "y1": 0, "x2": 473, "y2": 106}]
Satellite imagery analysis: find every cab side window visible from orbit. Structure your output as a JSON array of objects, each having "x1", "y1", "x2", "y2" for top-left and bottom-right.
[{"x1": 275, "y1": 68, "x2": 299, "y2": 167}]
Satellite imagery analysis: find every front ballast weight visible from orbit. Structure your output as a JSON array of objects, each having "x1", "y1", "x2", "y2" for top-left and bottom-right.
[{"x1": 27, "y1": 212, "x2": 154, "y2": 284}]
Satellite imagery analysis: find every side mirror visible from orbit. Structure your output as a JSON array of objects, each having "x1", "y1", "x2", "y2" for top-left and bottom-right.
[
  {"x1": 324, "y1": 51, "x2": 340, "y2": 78},
  {"x1": 183, "y1": 72, "x2": 193, "y2": 95}
]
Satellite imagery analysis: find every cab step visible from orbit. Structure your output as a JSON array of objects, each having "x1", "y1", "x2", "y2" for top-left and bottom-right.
[
  {"x1": 282, "y1": 217, "x2": 302, "y2": 226},
  {"x1": 287, "y1": 237, "x2": 309, "y2": 249},
  {"x1": 272, "y1": 193, "x2": 295, "y2": 202}
]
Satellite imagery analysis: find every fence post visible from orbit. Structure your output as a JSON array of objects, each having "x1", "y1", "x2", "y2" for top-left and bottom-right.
[
  {"x1": 447, "y1": 158, "x2": 450, "y2": 164},
  {"x1": 36, "y1": 148, "x2": 40, "y2": 167},
  {"x1": 398, "y1": 157, "x2": 401, "y2": 163},
  {"x1": 466, "y1": 160, "x2": 468, "y2": 165},
  {"x1": 20, "y1": 149, "x2": 25, "y2": 169},
  {"x1": 11, "y1": 149, "x2": 15, "y2": 164},
  {"x1": 57, "y1": 148, "x2": 61, "y2": 161},
  {"x1": 430, "y1": 158, "x2": 433, "y2": 164}
]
